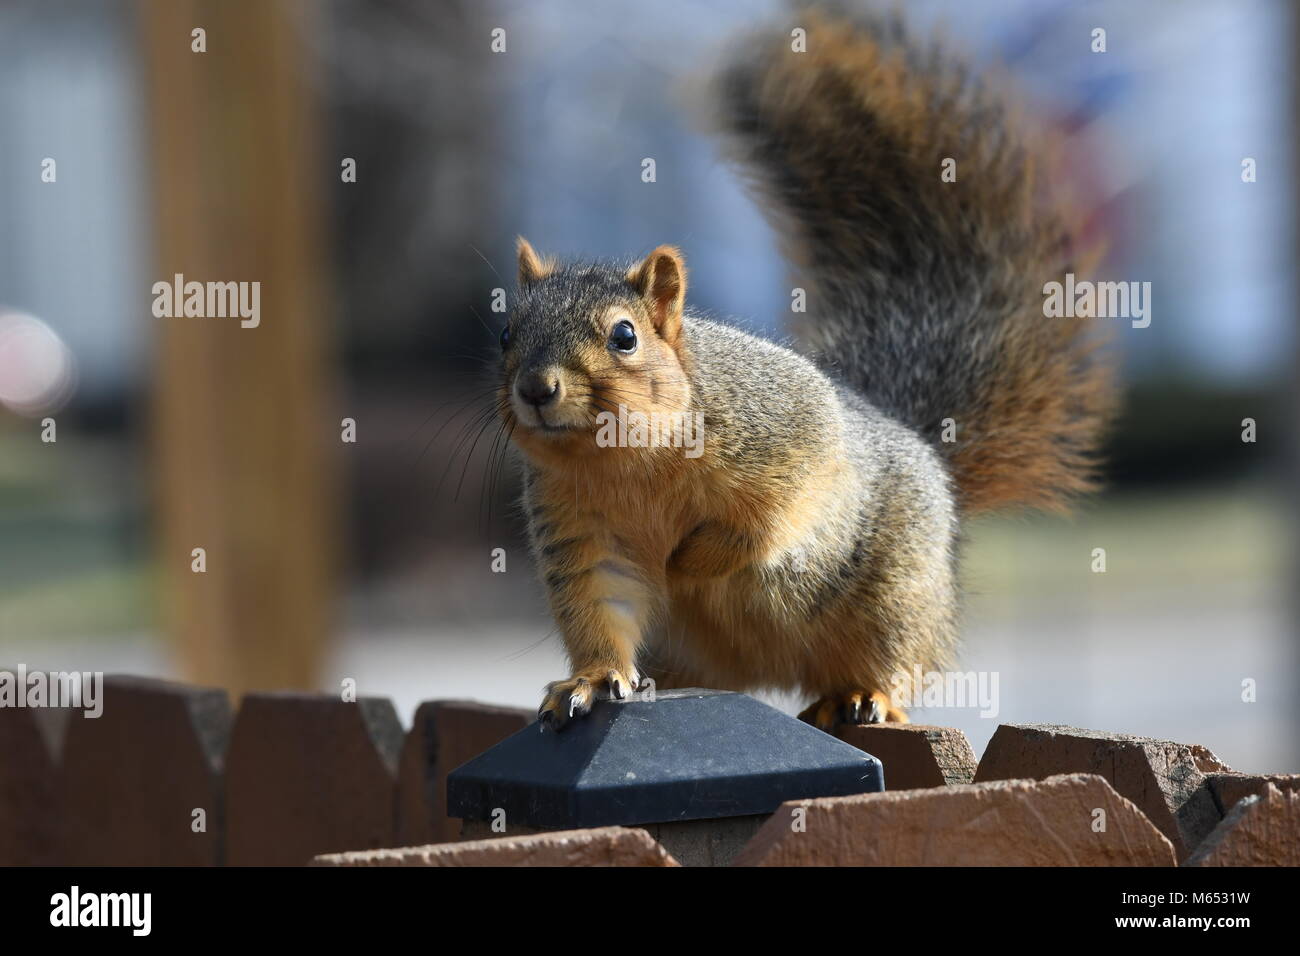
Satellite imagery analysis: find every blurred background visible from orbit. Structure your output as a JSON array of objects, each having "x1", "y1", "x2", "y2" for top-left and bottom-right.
[{"x1": 0, "y1": 0, "x2": 1295, "y2": 772}]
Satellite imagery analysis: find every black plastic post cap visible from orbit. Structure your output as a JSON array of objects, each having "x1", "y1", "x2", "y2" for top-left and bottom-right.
[{"x1": 447, "y1": 689, "x2": 884, "y2": 829}]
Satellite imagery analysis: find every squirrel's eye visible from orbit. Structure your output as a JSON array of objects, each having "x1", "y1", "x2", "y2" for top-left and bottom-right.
[
  {"x1": 499, "y1": 324, "x2": 511, "y2": 351},
  {"x1": 608, "y1": 320, "x2": 637, "y2": 353}
]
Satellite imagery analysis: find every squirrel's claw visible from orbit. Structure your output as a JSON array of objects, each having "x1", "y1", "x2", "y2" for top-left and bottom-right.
[
  {"x1": 538, "y1": 668, "x2": 639, "y2": 731},
  {"x1": 537, "y1": 678, "x2": 590, "y2": 732}
]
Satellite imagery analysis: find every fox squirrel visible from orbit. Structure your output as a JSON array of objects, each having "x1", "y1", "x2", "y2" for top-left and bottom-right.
[{"x1": 497, "y1": 3, "x2": 1113, "y2": 731}]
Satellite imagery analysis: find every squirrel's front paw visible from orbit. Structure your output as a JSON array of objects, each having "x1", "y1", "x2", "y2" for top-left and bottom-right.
[
  {"x1": 538, "y1": 667, "x2": 641, "y2": 731},
  {"x1": 798, "y1": 690, "x2": 908, "y2": 732}
]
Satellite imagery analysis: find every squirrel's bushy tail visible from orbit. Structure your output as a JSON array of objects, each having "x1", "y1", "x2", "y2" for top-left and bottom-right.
[{"x1": 710, "y1": 1, "x2": 1114, "y2": 514}]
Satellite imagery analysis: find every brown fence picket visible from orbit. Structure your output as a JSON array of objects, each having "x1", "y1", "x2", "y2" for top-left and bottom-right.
[
  {"x1": 0, "y1": 687, "x2": 68, "y2": 865},
  {"x1": 397, "y1": 700, "x2": 533, "y2": 845},
  {"x1": 59, "y1": 675, "x2": 231, "y2": 866},
  {"x1": 225, "y1": 692, "x2": 403, "y2": 865}
]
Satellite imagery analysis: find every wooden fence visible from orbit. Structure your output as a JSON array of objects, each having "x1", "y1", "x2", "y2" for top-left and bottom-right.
[
  {"x1": 2, "y1": 673, "x2": 1294, "y2": 866},
  {"x1": 0, "y1": 675, "x2": 529, "y2": 866}
]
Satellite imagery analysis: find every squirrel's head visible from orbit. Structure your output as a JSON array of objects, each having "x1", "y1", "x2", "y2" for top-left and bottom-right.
[{"x1": 498, "y1": 238, "x2": 693, "y2": 463}]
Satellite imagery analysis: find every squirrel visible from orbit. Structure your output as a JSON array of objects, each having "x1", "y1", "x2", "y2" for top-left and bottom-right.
[{"x1": 496, "y1": 1, "x2": 1114, "y2": 731}]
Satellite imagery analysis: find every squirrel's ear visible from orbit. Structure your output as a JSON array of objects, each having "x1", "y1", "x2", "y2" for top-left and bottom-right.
[
  {"x1": 516, "y1": 236, "x2": 554, "y2": 287},
  {"x1": 629, "y1": 245, "x2": 686, "y2": 345}
]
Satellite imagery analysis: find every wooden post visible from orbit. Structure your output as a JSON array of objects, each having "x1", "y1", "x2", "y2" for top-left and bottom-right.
[{"x1": 139, "y1": 0, "x2": 337, "y2": 695}]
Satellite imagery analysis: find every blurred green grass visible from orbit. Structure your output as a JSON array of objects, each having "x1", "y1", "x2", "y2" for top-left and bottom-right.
[
  {"x1": 0, "y1": 427, "x2": 1289, "y2": 640},
  {"x1": 963, "y1": 483, "x2": 1288, "y2": 614},
  {"x1": 0, "y1": 428, "x2": 152, "y2": 640}
]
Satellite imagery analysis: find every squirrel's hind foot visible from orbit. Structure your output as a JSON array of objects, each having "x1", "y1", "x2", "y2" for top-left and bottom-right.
[{"x1": 798, "y1": 690, "x2": 908, "y2": 732}]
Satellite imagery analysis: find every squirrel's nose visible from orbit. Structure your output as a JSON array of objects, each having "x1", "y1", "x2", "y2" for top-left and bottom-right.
[{"x1": 516, "y1": 372, "x2": 561, "y2": 408}]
